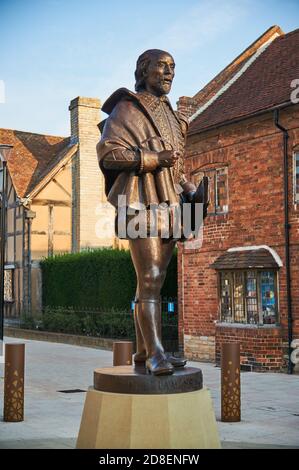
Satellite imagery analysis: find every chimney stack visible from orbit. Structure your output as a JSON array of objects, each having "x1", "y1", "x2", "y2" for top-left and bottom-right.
[{"x1": 69, "y1": 97, "x2": 113, "y2": 251}]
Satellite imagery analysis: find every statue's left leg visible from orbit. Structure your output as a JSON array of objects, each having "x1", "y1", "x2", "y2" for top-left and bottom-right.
[
  {"x1": 131, "y1": 237, "x2": 186, "y2": 369},
  {"x1": 130, "y1": 238, "x2": 186, "y2": 372},
  {"x1": 133, "y1": 238, "x2": 176, "y2": 365},
  {"x1": 129, "y1": 237, "x2": 174, "y2": 375}
]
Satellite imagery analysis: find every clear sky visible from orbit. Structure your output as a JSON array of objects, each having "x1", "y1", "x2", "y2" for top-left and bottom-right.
[{"x1": 0, "y1": 0, "x2": 298, "y2": 136}]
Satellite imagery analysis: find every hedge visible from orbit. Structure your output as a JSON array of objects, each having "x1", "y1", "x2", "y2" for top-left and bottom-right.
[
  {"x1": 41, "y1": 247, "x2": 177, "y2": 310},
  {"x1": 21, "y1": 307, "x2": 178, "y2": 341}
]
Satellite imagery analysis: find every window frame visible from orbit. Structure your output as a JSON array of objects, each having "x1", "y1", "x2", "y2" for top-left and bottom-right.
[
  {"x1": 218, "y1": 269, "x2": 279, "y2": 326},
  {"x1": 192, "y1": 166, "x2": 229, "y2": 215}
]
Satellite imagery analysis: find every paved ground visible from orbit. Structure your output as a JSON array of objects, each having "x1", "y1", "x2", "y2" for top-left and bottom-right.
[{"x1": 0, "y1": 336, "x2": 298, "y2": 449}]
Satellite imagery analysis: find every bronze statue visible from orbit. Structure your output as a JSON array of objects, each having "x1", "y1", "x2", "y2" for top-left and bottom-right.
[{"x1": 97, "y1": 49, "x2": 208, "y2": 376}]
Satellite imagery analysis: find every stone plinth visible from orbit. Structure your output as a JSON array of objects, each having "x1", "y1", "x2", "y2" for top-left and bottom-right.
[{"x1": 76, "y1": 365, "x2": 220, "y2": 449}]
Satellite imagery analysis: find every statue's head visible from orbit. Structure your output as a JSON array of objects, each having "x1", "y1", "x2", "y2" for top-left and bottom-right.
[{"x1": 135, "y1": 49, "x2": 175, "y2": 97}]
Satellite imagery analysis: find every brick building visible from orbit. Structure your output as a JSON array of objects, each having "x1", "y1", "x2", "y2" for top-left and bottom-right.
[
  {"x1": 177, "y1": 26, "x2": 299, "y2": 372},
  {"x1": 0, "y1": 97, "x2": 114, "y2": 317}
]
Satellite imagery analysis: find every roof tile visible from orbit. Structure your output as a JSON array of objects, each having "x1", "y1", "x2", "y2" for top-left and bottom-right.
[
  {"x1": 210, "y1": 249, "x2": 279, "y2": 270},
  {"x1": 0, "y1": 128, "x2": 70, "y2": 197}
]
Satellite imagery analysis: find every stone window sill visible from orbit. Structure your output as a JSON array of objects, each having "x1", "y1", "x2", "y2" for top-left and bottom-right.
[{"x1": 215, "y1": 322, "x2": 280, "y2": 329}]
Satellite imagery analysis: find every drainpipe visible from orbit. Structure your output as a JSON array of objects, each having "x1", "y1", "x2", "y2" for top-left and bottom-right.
[{"x1": 274, "y1": 108, "x2": 293, "y2": 374}]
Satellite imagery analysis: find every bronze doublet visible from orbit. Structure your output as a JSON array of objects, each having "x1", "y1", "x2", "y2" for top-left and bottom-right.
[
  {"x1": 97, "y1": 88, "x2": 188, "y2": 214},
  {"x1": 135, "y1": 91, "x2": 186, "y2": 185}
]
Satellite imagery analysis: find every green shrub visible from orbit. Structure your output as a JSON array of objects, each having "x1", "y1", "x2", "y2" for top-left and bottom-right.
[
  {"x1": 20, "y1": 314, "x2": 36, "y2": 330},
  {"x1": 42, "y1": 308, "x2": 83, "y2": 334},
  {"x1": 19, "y1": 306, "x2": 177, "y2": 342},
  {"x1": 37, "y1": 308, "x2": 178, "y2": 340},
  {"x1": 41, "y1": 247, "x2": 177, "y2": 310},
  {"x1": 40, "y1": 306, "x2": 135, "y2": 339}
]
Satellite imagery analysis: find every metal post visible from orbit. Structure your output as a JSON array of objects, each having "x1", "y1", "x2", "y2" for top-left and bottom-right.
[
  {"x1": 4, "y1": 343, "x2": 25, "y2": 422},
  {"x1": 113, "y1": 341, "x2": 133, "y2": 366},
  {"x1": 221, "y1": 342, "x2": 241, "y2": 422}
]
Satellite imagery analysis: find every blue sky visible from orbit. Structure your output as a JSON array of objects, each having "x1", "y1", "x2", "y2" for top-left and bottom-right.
[{"x1": 0, "y1": 0, "x2": 298, "y2": 136}]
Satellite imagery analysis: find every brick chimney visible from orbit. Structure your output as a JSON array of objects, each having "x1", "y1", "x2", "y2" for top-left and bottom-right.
[
  {"x1": 177, "y1": 96, "x2": 199, "y2": 119},
  {"x1": 69, "y1": 97, "x2": 113, "y2": 251}
]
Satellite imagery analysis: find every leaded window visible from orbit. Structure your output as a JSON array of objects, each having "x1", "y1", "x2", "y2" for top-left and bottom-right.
[
  {"x1": 219, "y1": 270, "x2": 278, "y2": 325},
  {"x1": 4, "y1": 268, "x2": 13, "y2": 302},
  {"x1": 193, "y1": 167, "x2": 228, "y2": 214}
]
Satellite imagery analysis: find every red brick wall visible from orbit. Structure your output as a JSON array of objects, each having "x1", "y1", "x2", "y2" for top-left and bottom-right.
[
  {"x1": 178, "y1": 104, "x2": 299, "y2": 371},
  {"x1": 215, "y1": 325, "x2": 287, "y2": 372}
]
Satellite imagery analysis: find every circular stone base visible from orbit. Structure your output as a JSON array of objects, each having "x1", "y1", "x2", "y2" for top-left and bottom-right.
[{"x1": 94, "y1": 365, "x2": 203, "y2": 395}]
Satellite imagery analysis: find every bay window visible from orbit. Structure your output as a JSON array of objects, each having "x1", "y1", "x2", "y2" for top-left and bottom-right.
[{"x1": 219, "y1": 270, "x2": 278, "y2": 325}]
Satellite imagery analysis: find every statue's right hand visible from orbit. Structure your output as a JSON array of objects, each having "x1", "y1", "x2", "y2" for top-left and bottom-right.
[{"x1": 158, "y1": 150, "x2": 181, "y2": 167}]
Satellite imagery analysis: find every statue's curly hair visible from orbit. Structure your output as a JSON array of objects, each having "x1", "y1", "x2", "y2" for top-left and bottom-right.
[{"x1": 134, "y1": 49, "x2": 173, "y2": 92}]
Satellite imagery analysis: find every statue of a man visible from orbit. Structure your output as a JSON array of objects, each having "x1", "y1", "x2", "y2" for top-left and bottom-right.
[{"x1": 97, "y1": 49, "x2": 208, "y2": 375}]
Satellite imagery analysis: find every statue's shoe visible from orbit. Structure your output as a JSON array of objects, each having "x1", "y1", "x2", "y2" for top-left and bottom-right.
[
  {"x1": 146, "y1": 354, "x2": 174, "y2": 376},
  {"x1": 134, "y1": 351, "x2": 186, "y2": 368},
  {"x1": 165, "y1": 353, "x2": 187, "y2": 368}
]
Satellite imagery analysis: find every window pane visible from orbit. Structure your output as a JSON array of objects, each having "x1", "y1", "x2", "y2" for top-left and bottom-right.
[
  {"x1": 193, "y1": 167, "x2": 228, "y2": 214},
  {"x1": 205, "y1": 169, "x2": 215, "y2": 214},
  {"x1": 261, "y1": 271, "x2": 276, "y2": 324},
  {"x1": 192, "y1": 171, "x2": 215, "y2": 213},
  {"x1": 233, "y1": 272, "x2": 246, "y2": 323},
  {"x1": 220, "y1": 273, "x2": 232, "y2": 322},
  {"x1": 192, "y1": 171, "x2": 204, "y2": 187},
  {"x1": 4, "y1": 269, "x2": 13, "y2": 302},
  {"x1": 216, "y1": 168, "x2": 228, "y2": 213},
  {"x1": 246, "y1": 271, "x2": 258, "y2": 324}
]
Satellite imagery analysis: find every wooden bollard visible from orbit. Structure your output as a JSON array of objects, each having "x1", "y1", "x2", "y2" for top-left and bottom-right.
[
  {"x1": 221, "y1": 342, "x2": 241, "y2": 422},
  {"x1": 113, "y1": 341, "x2": 133, "y2": 366},
  {"x1": 4, "y1": 343, "x2": 25, "y2": 422}
]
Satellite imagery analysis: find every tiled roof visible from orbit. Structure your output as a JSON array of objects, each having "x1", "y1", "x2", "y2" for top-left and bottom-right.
[
  {"x1": 210, "y1": 248, "x2": 279, "y2": 270},
  {"x1": 192, "y1": 26, "x2": 283, "y2": 109},
  {"x1": 189, "y1": 28, "x2": 299, "y2": 134},
  {"x1": 0, "y1": 128, "x2": 71, "y2": 197},
  {"x1": 177, "y1": 26, "x2": 283, "y2": 118}
]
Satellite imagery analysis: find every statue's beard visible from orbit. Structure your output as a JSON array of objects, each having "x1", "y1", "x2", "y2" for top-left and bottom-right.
[{"x1": 155, "y1": 79, "x2": 172, "y2": 96}]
